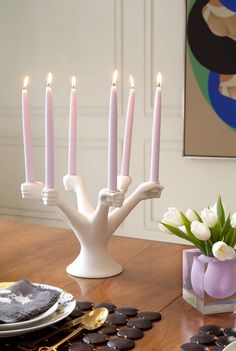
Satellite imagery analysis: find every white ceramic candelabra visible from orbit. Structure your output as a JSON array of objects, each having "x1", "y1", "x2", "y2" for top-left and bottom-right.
[{"x1": 21, "y1": 175, "x2": 163, "y2": 278}]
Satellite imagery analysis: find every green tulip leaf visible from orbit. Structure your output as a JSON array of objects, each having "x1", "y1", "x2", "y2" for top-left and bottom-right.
[
  {"x1": 210, "y1": 225, "x2": 218, "y2": 242},
  {"x1": 217, "y1": 195, "x2": 225, "y2": 229},
  {"x1": 229, "y1": 228, "x2": 236, "y2": 247},
  {"x1": 161, "y1": 222, "x2": 205, "y2": 253},
  {"x1": 205, "y1": 240, "x2": 213, "y2": 257},
  {"x1": 180, "y1": 212, "x2": 191, "y2": 234},
  {"x1": 193, "y1": 210, "x2": 202, "y2": 222},
  {"x1": 219, "y1": 215, "x2": 231, "y2": 240},
  {"x1": 225, "y1": 228, "x2": 234, "y2": 246}
]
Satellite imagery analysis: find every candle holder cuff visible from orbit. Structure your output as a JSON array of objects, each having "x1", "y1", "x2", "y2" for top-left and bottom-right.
[
  {"x1": 99, "y1": 188, "x2": 125, "y2": 208},
  {"x1": 117, "y1": 175, "x2": 132, "y2": 194},
  {"x1": 148, "y1": 181, "x2": 164, "y2": 198},
  {"x1": 42, "y1": 187, "x2": 60, "y2": 206},
  {"x1": 63, "y1": 174, "x2": 82, "y2": 192},
  {"x1": 21, "y1": 181, "x2": 44, "y2": 200}
]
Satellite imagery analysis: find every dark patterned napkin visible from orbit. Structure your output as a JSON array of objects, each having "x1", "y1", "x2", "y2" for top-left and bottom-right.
[{"x1": 0, "y1": 279, "x2": 60, "y2": 323}]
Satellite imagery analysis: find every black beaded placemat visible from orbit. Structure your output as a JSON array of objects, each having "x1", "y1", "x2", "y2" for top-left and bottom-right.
[
  {"x1": 181, "y1": 324, "x2": 236, "y2": 351},
  {"x1": 0, "y1": 301, "x2": 162, "y2": 351}
]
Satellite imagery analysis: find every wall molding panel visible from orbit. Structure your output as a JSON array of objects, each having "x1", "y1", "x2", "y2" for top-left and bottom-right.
[
  {"x1": 0, "y1": 1, "x2": 196, "y2": 245},
  {"x1": 144, "y1": 0, "x2": 154, "y2": 117}
]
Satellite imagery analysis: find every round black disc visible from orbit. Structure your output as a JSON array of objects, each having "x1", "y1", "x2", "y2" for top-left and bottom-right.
[
  {"x1": 198, "y1": 325, "x2": 223, "y2": 337},
  {"x1": 180, "y1": 343, "x2": 208, "y2": 351},
  {"x1": 117, "y1": 327, "x2": 143, "y2": 339},
  {"x1": 75, "y1": 301, "x2": 94, "y2": 311},
  {"x1": 190, "y1": 334, "x2": 215, "y2": 345},
  {"x1": 70, "y1": 306, "x2": 84, "y2": 318},
  {"x1": 105, "y1": 313, "x2": 128, "y2": 326},
  {"x1": 115, "y1": 307, "x2": 138, "y2": 317},
  {"x1": 99, "y1": 324, "x2": 118, "y2": 335},
  {"x1": 223, "y1": 328, "x2": 236, "y2": 337},
  {"x1": 137, "y1": 311, "x2": 161, "y2": 321},
  {"x1": 83, "y1": 332, "x2": 109, "y2": 345},
  {"x1": 107, "y1": 337, "x2": 135, "y2": 350},
  {"x1": 127, "y1": 318, "x2": 153, "y2": 330},
  {"x1": 68, "y1": 341, "x2": 95, "y2": 351},
  {"x1": 93, "y1": 302, "x2": 116, "y2": 313}
]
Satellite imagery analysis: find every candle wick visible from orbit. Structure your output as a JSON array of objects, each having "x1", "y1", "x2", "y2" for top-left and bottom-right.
[
  {"x1": 112, "y1": 83, "x2": 116, "y2": 87},
  {"x1": 157, "y1": 82, "x2": 161, "y2": 88}
]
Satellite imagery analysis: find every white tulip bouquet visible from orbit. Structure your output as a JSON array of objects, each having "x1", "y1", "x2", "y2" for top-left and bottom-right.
[{"x1": 159, "y1": 196, "x2": 236, "y2": 261}]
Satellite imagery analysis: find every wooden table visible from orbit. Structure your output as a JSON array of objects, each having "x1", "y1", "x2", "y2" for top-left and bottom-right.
[{"x1": 0, "y1": 219, "x2": 235, "y2": 350}]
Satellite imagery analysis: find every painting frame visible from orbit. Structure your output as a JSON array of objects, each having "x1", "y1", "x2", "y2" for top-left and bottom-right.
[{"x1": 184, "y1": 0, "x2": 236, "y2": 158}]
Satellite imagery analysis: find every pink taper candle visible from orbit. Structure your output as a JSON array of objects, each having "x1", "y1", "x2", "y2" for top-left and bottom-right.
[
  {"x1": 150, "y1": 72, "x2": 162, "y2": 182},
  {"x1": 68, "y1": 76, "x2": 77, "y2": 175},
  {"x1": 22, "y1": 76, "x2": 35, "y2": 183},
  {"x1": 108, "y1": 70, "x2": 118, "y2": 190},
  {"x1": 45, "y1": 72, "x2": 55, "y2": 188},
  {"x1": 121, "y1": 75, "x2": 135, "y2": 176}
]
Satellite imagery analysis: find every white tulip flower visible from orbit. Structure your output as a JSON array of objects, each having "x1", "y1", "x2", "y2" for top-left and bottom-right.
[
  {"x1": 185, "y1": 209, "x2": 198, "y2": 222},
  {"x1": 230, "y1": 213, "x2": 236, "y2": 228},
  {"x1": 200, "y1": 208, "x2": 217, "y2": 228},
  {"x1": 210, "y1": 202, "x2": 217, "y2": 215},
  {"x1": 190, "y1": 220, "x2": 211, "y2": 241},
  {"x1": 162, "y1": 207, "x2": 183, "y2": 227},
  {"x1": 212, "y1": 241, "x2": 236, "y2": 261}
]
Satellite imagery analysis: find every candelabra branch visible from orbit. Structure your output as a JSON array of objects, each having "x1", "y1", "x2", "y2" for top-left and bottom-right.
[
  {"x1": 108, "y1": 181, "x2": 164, "y2": 234},
  {"x1": 42, "y1": 188, "x2": 89, "y2": 237},
  {"x1": 63, "y1": 174, "x2": 94, "y2": 216},
  {"x1": 21, "y1": 181, "x2": 88, "y2": 236}
]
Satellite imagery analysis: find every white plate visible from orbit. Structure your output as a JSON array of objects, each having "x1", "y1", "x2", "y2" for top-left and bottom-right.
[
  {"x1": 0, "y1": 282, "x2": 76, "y2": 337},
  {"x1": 0, "y1": 282, "x2": 59, "y2": 329},
  {"x1": 0, "y1": 301, "x2": 59, "y2": 330}
]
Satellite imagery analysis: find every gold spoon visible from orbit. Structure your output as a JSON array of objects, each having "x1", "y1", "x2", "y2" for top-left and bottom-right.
[
  {"x1": 18, "y1": 311, "x2": 92, "y2": 351},
  {"x1": 38, "y1": 307, "x2": 108, "y2": 351}
]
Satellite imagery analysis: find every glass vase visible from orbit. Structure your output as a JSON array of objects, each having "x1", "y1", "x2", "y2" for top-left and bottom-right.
[{"x1": 183, "y1": 248, "x2": 236, "y2": 314}]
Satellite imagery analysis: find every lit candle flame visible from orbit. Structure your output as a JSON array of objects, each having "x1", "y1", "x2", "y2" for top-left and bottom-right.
[
  {"x1": 112, "y1": 69, "x2": 118, "y2": 86},
  {"x1": 129, "y1": 75, "x2": 135, "y2": 89},
  {"x1": 156, "y1": 72, "x2": 162, "y2": 87},
  {"x1": 23, "y1": 76, "x2": 29, "y2": 89},
  {"x1": 71, "y1": 76, "x2": 76, "y2": 89},
  {"x1": 47, "y1": 72, "x2": 53, "y2": 87}
]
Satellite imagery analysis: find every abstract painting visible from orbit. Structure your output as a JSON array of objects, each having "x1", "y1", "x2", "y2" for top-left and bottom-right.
[{"x1": 184, "y1": 0, "x2": 236, "y2": 157}]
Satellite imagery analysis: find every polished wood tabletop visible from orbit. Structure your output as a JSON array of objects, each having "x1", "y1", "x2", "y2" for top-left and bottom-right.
[{"x1": 0, "y1": 219, "x2": 235, "y2": 350}]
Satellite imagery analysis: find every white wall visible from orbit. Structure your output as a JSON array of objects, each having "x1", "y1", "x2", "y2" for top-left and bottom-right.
[{"x1": 0, "y1": 0, "x2": 235, "y2": 245}]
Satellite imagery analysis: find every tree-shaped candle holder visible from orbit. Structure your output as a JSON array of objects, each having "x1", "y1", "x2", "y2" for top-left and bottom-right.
[
  {"x1": 21, "y1": 175, "x2": 164, "y2": 278},
  {"x1": 20, "y1": 71, "x2": 163, "y2": 278}
]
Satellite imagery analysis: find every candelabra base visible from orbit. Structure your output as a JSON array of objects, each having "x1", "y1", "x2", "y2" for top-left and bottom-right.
[{"x1": 66, "y1": 246, "x2": 123, "y2": 278}]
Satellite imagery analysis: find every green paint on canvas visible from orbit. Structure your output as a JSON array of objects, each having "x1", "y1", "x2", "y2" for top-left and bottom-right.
[
  {"x1": 188, "y1": 45, "x2": 210, "y2": 104},
  {"x1": 187, "y1": 0, "x2": 196, "y2": 14}
]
